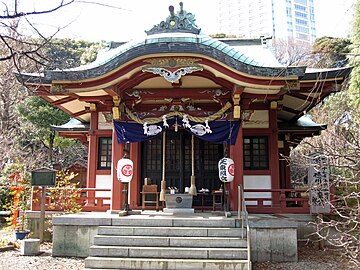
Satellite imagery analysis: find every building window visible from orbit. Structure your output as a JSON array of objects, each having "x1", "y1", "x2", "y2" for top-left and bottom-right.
[
  {"x1": 98, "y1": 137, "x2": 112, "y2": 169},
  {"x1": 295, "y1": 18, "x2": 308, "y2": 26},
  {"x1": 295, "y1": 11, "x2": 307, "y2": 19},
  {"x1": 243, "y1": 137, "x2": 269, "y2": 170},
  {"x1": 294, "y1": 4, "x2": 307, "y2": 12},
  {"x1": 296, "y1": 25, "x2": 309, "y2": 33}
]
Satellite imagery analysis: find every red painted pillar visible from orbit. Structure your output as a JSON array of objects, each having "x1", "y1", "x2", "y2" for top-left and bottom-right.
[
  {"x1": 86, "y1": 111, "x2": 98, "y2": 204},
  {"x1": 129, "y1": 143, "x2": 140, "y2": 209},
  {"x1": 229, "y1": 123, "x2": 243, "y2": 211},
  {"x1": 269, "y1": 109, "x2": 280, "y2": 189},
  {"x1": 269, "y1": 109, "x2": 280, "y2": 206},
  {"x1": 111, "y1": 127, "x2": 124, "y2": 211},
  {"x1": 284, "y1": 142, "x2": 291, "y2": 189}
]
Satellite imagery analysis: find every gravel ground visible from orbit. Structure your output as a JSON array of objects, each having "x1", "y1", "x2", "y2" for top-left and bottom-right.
[
  {"x1": 0, "y1": 226, "x2": 352, "y2": 270},
  {"x1": 0, "y1": 242, "x2": 84, "y2": 270},
  {"x1": 253, "y1": 242, "x2": 351, "y2": 270},
  {"x1": 0, "y1": 241, "x2": 351, "y2": 270}
]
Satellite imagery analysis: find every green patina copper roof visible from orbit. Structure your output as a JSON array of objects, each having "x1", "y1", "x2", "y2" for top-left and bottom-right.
[
  {"x1": 17, "y1": 3, "x2": 351, "y2": 86},
  {"x1": 41, "y1": 32, "x2": 300, "y2": 82},
  {"x1": 278, "y1": 115, "x2": 327, "y2": 132},
  {"x1": 50, "y1": 118, "x2": 89, "y2": 132}
]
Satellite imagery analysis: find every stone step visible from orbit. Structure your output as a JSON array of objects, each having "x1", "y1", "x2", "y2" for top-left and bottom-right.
[
  {"x1": 85, "y1": 257, "x2": 249, "y2": 270},
  {"x1": 111, "y1": 216, "x2": 238, "y2": 228},
  {"x1": 90, "y1": 245, "x2": 248, "y2": 260},
  {"x1": 98, "y1": 226, "x2": 243, "y2": 238},
  {"x1": 93, "y1": 235, "x2": 246, "y2": 248}
]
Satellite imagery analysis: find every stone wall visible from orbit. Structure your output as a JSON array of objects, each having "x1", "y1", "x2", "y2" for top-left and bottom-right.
[
  {"x1": 249, "y1": 218, "x2": 298, "y2": 262},
  {"x1": 51, "y1": 213, "x2": 112, "y2": 257}
]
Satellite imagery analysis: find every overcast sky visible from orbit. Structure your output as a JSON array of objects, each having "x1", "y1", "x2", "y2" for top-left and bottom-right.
[{"x1": 18, "y1": 0, "x2": 356, "y2": 42}]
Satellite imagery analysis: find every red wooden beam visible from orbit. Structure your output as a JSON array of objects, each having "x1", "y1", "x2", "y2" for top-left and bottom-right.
[
  {"x1": 78, "y1": 95, "x2": 113, "y2": 102},
  {"x1": 71, "y1": 110, "x2": 88, "y2": 118}
]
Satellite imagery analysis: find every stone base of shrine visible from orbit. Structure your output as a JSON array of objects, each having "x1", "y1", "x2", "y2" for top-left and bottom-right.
[{"x1": 163, "y1": 208, "x2": 194, "y2": 214}]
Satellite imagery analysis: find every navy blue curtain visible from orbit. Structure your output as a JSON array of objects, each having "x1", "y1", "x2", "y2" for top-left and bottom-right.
[
  {"x1": 183, "y1": 120, "x2": 240, "y2": 145},
  {"x1": 114, "y1": 118, "x2": 241, "y2": 145},
  {"x1": 114, "y1": 118, "x2": 176, "y2": 144}
]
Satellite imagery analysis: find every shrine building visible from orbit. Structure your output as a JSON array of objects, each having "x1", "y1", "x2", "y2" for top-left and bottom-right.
[{"x1": 18, "y1": 4, "x2": 351, "y2": 214}]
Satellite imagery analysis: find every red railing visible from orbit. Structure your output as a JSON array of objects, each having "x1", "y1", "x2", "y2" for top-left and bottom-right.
[
  {"x1": 31, "y1": 188, "x2": 111, "y2": 212},
  {"x1": 244, "y1": 188, "x2": 310, "y2": 214},
  {"x1": 30, "y1": 187, "x2": 314, "y2": 214}
]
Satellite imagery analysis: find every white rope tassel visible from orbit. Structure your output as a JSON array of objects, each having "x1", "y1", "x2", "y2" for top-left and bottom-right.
[
  {"x1": 143, "y1": 122, "x2": 149, "y2": 135},
  {"x1": 205, "y1": 120, "x2": 212, "y2": 133},
  {"x1": 182, "y1": 114, "x2": 191, "y2": 128},
  {"x1": 162, "y1": 115, "x2": 169, "y2": 128}
]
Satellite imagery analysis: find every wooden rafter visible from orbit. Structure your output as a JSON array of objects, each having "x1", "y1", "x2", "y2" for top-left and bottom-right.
[
  {"x1": 71, "y1": 110, "x2": 88, "y2": 118},
  {"x1": 51, "y1": 96, "x2": 77, "y2": 106}
]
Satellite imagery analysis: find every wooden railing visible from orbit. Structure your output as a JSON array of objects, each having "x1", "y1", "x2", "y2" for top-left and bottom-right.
[
  {"x1": 244, "y1": 188, "x2": 310, "y2": 214},
  {"x1": 30, "y1": 187, "x2": 312, "y2": 214},
  {"x1": 31, "y1": 188, "x2": 111, "y2": 212}
]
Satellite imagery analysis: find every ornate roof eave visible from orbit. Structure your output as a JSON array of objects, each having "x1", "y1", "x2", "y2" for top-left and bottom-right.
[
  {"x1": 18, "y1": 41, "x2": 306, "y2": 85},
  {"x1": 301, "y1": 66, "x2": 352, "y2": 81},
  {"x1": 15, "y1": 72, "x2": 50, "y2": 85},
  {"x1": 278, "y1": 115, "x2": 327, "y2": 133},
  {"x1": 50, "y1": 118, "x2": 89, "y2": 132}
]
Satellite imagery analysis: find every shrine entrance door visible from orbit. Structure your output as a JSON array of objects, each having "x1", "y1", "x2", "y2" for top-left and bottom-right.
[{"x1": 140, "y1": 130, "x2": 223, "y2": 206}]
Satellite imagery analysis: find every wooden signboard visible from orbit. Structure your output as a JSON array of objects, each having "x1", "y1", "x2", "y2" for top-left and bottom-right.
[
  {"x1": 308, "y1": 154, "x2": 330, "y2": 214},
  {"x1": 31, "y1": 168, "x2": 57, "y2": 187}
]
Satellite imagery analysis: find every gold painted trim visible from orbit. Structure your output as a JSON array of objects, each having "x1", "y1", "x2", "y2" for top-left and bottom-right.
[{"x1": 300, "y1": 77, "x2": 344, "y2": 83}]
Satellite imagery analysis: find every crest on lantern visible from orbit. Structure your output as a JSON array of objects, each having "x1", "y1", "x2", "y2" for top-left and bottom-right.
[
  {"x1": 117, "y1": 158, "x2": 134, "y2": 183},
  {"x1": 218, "y1": 157, "x2": 235, "y2": 182}
]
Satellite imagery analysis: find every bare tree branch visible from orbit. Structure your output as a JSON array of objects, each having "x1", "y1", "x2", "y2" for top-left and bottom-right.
[{"x1": 0, "y1": 0, "x2": 75, "y2": 19}]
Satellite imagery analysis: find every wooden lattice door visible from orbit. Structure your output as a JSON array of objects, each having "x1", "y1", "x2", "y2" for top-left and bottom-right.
[{"x1": 140, "y1": 130, "x2": 223, "y2": 206}]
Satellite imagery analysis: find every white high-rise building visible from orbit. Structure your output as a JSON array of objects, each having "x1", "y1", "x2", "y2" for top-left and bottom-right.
[{"x1": 218, "y1": 0, "x2": 316, "y2": 44}]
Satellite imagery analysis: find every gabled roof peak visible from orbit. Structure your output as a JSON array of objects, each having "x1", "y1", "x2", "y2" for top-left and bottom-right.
[{"x1": 145, "y1": 2, "x2": 201, "y2": 35}]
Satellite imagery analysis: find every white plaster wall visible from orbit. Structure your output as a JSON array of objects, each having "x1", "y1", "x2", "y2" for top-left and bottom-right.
[
  {"x1": 98, "y1": 112, "x2": 112, "y2": 130},
  {"x1": 244, "y1": 175, "x2": 272, "y2": 206},
  {"x1": 95, "y1": 175, "x2": 112, "y2": 204},
  {"x1": 242, "y1": 110, "x2": 269, "y2": 129}
]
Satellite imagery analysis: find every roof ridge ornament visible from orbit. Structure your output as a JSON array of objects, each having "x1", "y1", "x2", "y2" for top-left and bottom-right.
[
  {"x1": 142, "y1": 57, "x2": 203, "y2": 83},
  {"x1": 145, "y1": 2, "x2": 201, "y2": 35}
]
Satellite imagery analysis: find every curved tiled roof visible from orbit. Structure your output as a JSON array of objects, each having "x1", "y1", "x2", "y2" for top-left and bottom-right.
[{"x1": 43, "y1": 33, "x2": 306, "y2": 82}]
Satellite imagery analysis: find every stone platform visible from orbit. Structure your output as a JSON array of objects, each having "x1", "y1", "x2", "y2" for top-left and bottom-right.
[
  {"x1": 163, "y1": 207, "x2": 194, "y2": 214},
  {"x1": 50, "y1": 211, "x2": 313, "y2": 263}
]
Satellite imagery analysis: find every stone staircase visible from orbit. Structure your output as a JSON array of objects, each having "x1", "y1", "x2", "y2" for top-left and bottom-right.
[{"x1": 85, "y1": 216, "x2": 250, "y2": 270}]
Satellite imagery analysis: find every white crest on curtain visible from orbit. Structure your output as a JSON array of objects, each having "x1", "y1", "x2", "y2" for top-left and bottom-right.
[{"x1": 143, "y1": 122, "x2": 162, "y2": 136}]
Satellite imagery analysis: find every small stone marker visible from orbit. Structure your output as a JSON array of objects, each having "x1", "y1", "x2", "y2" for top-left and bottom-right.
[{"x1": 20, "y1": 239, "x2": 40, "y2": 255}]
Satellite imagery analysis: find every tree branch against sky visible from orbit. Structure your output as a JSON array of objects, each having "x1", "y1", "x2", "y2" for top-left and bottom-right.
[
  {"x1": 0, "y1": 0, "x2": 75, "y2": 19},
  {"x1": 0, "y1": 0, "x2": 77, "y2": 70}
]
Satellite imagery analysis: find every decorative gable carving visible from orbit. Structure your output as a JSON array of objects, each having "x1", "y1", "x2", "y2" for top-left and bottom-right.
[{"x1": 145, "y1": 2, "x2": 201, "y2": 35}]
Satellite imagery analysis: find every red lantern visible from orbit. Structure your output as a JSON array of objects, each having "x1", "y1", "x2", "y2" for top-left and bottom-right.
[
  {"x1": 218, "y1": 158, "x2": 235, "y2": 182},
  {"x1": 117, "y1": 158, "x2": 134, "y2": 183}
]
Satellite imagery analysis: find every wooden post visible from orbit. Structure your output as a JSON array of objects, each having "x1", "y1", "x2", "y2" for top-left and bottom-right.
[
  {"x1": 189, "y1": 135, "x2": 197, "y2": 196},
  {"x1": 123, "y1": 143, "x2": 130, "y2": 213},
  {"x1": 39, "y1": 186, "x2": 45, "y2": 243},
  {"x1": 160, "y1": 132, "x2": 166, "y2": 202}
]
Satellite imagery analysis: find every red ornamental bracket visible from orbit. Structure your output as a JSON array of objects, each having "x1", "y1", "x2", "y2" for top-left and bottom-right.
[{"x1": 117, "y1": 158, "x2": 134, "y2": 183}]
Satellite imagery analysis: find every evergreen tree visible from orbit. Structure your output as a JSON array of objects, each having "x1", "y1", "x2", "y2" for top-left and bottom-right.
[{"x1": 349, "y1": 0, "x2": 360, "y2": 103}]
